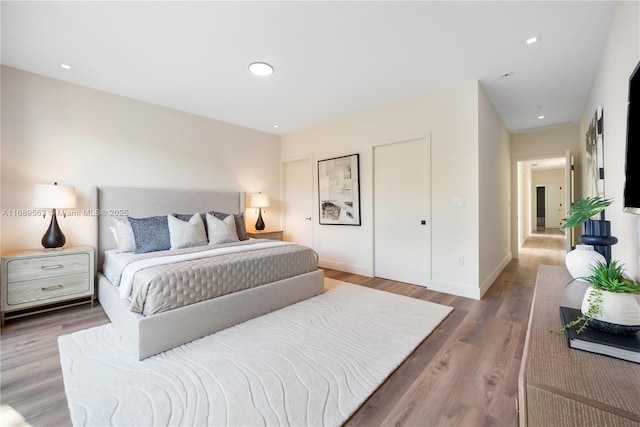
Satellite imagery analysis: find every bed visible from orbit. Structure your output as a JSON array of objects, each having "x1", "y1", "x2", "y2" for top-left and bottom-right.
[{"x1": 91, "y1": 186, "x2": 324, "y2": 360}]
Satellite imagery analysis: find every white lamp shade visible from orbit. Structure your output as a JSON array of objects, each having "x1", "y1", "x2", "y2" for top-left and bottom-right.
[
  {"x1": 249, "y1": 193, "x2": 270, "y2": 208},
  {"x1": 31, "y1": 184, "x2": 77, "y2": 209}
]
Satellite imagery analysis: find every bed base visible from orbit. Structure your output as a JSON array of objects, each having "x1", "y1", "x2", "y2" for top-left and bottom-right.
[{"x1": 98, "y1": 269, "x2": 324, "y2": 360}]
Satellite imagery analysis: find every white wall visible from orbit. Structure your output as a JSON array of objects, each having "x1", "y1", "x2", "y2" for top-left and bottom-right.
[
  {"x1": 282, "y1": 80, "x2": 509, "y2": 299},
  {"x1": 0, "y1": 66, "x2": 282, "y2": 252},
  {"x1": 477, "y1": 83, "x2": 512, "y2": 296},
  {"x1": 517, "y1": 161, "x2": 533, "y2": 246},
  {"x1": 579, "y1": 1, "x2": 640, "y2": 281}
]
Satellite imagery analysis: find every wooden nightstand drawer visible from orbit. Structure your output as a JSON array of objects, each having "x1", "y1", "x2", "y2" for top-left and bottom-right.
[
  {"x1": 7, "y1": 253, "x2": 89, "y2": 282},
  {"x1": 7, "y1": 273, "x2": 90, "y2": 306},
  {"x1": 1, "y1": 246, "x2": 95, "y2": 326},
  {"x1": 246, "y1": 230, "x2": 283, "y2": 240}
]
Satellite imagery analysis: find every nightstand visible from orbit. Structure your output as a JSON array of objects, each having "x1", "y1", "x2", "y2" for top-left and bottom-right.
[
  {"x1": 246, "y1": 230, "x2": 284, "y2": 241},
  {"x1": 1, "y1": 245, "x2": 95, "y2": 326}
]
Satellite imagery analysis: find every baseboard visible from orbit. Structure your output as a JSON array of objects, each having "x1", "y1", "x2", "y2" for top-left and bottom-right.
[
  {"x1": 426, "y1": 279, "x2": 482, "y2": 300},
  {"x1": 318, "y1": 258, "x2": 372, "y2": 277},
  {"x1": 479, "y1": 253, "x2": 513, "y2": 298}
]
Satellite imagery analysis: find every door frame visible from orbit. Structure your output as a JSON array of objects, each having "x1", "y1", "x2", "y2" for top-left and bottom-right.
[{"x1": 512, "y1": 152, "x2": 571, "y2": 258}]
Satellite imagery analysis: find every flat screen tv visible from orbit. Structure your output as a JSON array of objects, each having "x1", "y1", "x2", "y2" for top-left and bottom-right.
[{"x1": 624, "y1": 60, "x2": 640, "y2": 214}]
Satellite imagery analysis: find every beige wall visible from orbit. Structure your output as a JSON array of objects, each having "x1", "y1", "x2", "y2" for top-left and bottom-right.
[
  {"x1": 0, "y1": 66, "x2": 282, "y2": 252},
  {"x1": 579, "y1": 1, "x2": 640, "y2": 280},
  {"x1": 511, "y1": 125, "x2": 580, "y2": 161},
  {"x1": 478, "y1": 83, "x2": 512, "y2": 295},
  {"x1": 282, "y1": 80, "x2": 511, "y2": 299}
]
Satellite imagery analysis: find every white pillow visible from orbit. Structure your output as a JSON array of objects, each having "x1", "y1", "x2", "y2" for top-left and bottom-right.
[
  {"x1": 206, "y1": 212, "x2": 239, "y2": 244},
  {"x1": 167, "y1": 213, "x2": 208, "y2": 249},
  {"x1": 113, "y1": 217, "x2": 136, "y2": 252}
]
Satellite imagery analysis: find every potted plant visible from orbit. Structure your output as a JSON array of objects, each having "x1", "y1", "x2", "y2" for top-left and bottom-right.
[
  {"x1": 561, "y1": 196, "x2": 612, "y2": 229},
  {"x1": 562, "y1": 196, "x2": 617, "y2": 265},
  {"x1": 555, "y1": 260, "x2": 640, "y2": 336}
]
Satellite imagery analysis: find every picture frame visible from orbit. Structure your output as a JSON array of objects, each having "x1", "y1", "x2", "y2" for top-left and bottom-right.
[
  {"x1": 586, "y1": 106, "x2": 605, "y2": 198},
  {"x1": 318, "y1": 153, "x2": 361, "y2": 225}
]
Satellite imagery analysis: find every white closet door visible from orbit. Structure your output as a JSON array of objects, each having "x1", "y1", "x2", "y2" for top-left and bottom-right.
[
  {"x1": 545, "y1": 184, "x2": 563, "y2": 229},
  {"x1": 283, "y1": 158, "x2": 313, "y2": 247},
  {"x1": 374, "y1": 137, "x2": 431, "y2": 286}
]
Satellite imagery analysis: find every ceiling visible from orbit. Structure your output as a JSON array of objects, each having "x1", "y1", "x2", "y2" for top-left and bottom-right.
[{"x1": 1, "y1": 1, "x2": 616, "y2": 136}]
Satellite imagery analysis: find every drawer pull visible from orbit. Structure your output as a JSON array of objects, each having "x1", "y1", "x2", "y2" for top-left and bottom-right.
[
  {"x1": 41, "y1": 264, "x2": 64, "y2": 270},
  {"x1": 41, "y1": 284, "x2": 64, "y2": 291}
]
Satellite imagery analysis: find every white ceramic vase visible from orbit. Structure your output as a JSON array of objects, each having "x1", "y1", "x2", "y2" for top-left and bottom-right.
[
  {"x1": 565, "y1": 244, "x2": 606, "y2": 282},
  {"x1": 581, "y1": 286, "x2": 640, "y2": 326}
]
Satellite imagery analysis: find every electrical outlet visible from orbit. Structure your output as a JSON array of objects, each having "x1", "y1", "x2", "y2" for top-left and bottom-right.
[{"x1": 457, "y1": 256, "x2": 464, "y2": 266}]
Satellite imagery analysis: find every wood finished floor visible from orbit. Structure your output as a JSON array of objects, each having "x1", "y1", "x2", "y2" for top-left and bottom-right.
[{"x1": 0, "y1": 230, "x2": 566, "y2": 426}]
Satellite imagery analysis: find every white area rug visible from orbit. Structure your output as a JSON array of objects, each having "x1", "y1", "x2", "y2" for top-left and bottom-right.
[{"x1": 59, "y1": 278, "x2": 453, "y2": 427}]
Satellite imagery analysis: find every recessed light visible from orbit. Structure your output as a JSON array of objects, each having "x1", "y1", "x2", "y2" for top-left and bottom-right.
[
  {"x1": 538, "y1": 115, "x2": 545, "y2": 119},
  {"x1": 273, "y1": 124, "x2": 279, "y2": 129},
  {"x1": 248, "y1": 62, "x2": 274, "y2": 77},
  {"x1": 60, "y1": 63, "x2": 71, "y2": 70},
  {"x1": 526, "y1": 35, "x2": 540, "y2": 45}
]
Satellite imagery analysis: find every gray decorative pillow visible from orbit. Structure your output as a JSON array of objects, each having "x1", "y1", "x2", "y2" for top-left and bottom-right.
[
  {"x1": 206, "y1": 212, "x2": 239, "y2": 244},
  {"x1": 113, "y1": 217, "x2": 136, "y2": 252},
  {"x1": 128, "y1": 215, "x2": 171, "y2": 253},
  {"x1": 167, "y1": 213, "x2": 207, "y2": 249},
  {"x1": 212, "y1": 211, "x2": 249, "y2": 241}
]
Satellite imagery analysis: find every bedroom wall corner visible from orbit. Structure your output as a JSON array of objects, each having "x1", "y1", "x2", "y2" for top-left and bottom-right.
[
  {"x1": 281, "y1": 81, "x2": 483, "y2": 297},
  {"x1": 477, "y1": 82, "x2": 512, "y2": 296}
]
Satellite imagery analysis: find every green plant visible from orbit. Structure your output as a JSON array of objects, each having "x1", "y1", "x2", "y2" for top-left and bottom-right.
[
  {"x1": 561, "y1": 196, "x2": 612, "y2": 229},
  {"x1": 551, "y1": 260, "x2": 640, "y2": 334}
]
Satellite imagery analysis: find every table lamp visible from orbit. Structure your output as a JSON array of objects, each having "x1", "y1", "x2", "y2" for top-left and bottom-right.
[
  {"x1": 249, "y1": 193, "x2": 270, "y2": 231},
  {"x1": 31, "y1": 182, "x2": 77, "y2": 248}
]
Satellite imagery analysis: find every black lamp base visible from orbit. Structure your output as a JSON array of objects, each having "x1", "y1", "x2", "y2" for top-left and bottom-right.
[
  {"x1": 42, "y1": 209, "x2": 66, "y2": 249},
  {"x1": 255, "y1": 208, "x2": 266, "y2": 231},
  {"x1": 578, "y1": 219, "x2": 617, "y2": 264}
]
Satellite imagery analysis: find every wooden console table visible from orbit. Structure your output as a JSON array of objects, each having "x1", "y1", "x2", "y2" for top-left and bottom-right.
[{"x1": 518, "y1": 265, "x2": 640, "y2": 426}]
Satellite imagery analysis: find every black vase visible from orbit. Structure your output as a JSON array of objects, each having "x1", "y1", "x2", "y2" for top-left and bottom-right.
[
  {"x1": 41, "y1": 209, "x2": 66, "y2": 249},
  {"x1": 579, "y1": 220, "x2": 618, "y2": 264},
  {"x1": 255, "y1": 208, "x2": 265, "y2": 231}
]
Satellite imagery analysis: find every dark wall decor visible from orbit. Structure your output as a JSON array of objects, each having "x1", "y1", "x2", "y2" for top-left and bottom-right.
[
  {"x1": 581, "y1": 106, "x2": 618, "y2": 262},
  {"x1": 585, "y1": 106, "x2": 605, "y2": 198},
  {"x1": 318, "y1": 153, "x2": 361, "y2": 225}
]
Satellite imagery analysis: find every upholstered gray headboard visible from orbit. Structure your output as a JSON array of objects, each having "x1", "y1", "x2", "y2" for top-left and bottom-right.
[{"x1": 91, "y1": 186, "x2": 246, "y2": 272}]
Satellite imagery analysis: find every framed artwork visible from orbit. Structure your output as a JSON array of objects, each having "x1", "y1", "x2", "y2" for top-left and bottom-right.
[
  {"x1": 586, "y1": 106, "x2": 605, "y2": 197},
  {"x1": 318, "y1": 153, "x2": 361, "y2": 225}
]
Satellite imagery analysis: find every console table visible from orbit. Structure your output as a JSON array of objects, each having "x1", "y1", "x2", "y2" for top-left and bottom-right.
[{"x1": 518, "y1": 265, "x2": 640, "y2": 426}]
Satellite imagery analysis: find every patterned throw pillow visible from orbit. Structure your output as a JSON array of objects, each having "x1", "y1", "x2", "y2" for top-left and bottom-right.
[{"x1": 128, "y1": 215, "x2": 171, "y2": 253}]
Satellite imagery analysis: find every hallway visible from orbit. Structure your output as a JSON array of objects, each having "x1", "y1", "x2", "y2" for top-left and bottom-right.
[{"x1": 520, "y1": 228, "x2": 566, "y2": 268}]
